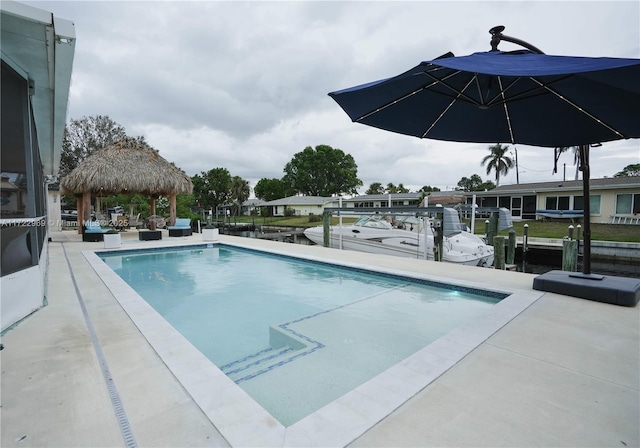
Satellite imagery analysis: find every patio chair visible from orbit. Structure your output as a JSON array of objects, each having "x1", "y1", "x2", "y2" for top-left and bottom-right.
[
  {"x1": 129, "y1": 213, "x2": 142, "y2": 229},
  {"x1": 94, "y1": 211, "x2": 109, "y2": 226},
  {"x1": 168, "y1": 218, "x2": 193, "y2": 237}
]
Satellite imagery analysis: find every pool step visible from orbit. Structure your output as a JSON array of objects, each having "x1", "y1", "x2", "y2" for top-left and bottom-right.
[
  {"x1": 221, "y1": 324, "x2": 325, "y2": 383},
  {"x1": 221, "y1": 346, "x2": 299, "y2": 383}
]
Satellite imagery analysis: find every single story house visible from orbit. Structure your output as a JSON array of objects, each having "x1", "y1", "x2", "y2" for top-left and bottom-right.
[
  {"x1": 342, "y1": 192, "x2": 465, "y2": 209},
  {"x1": 466, "y1": 176, "x2": 640, "y2": 224},
  {"x1": 240, "y1": 198, "x2": 266, "y2": 216},
  {"x1": 261, "y1": 196, "x2": 340, "y2": 217}
]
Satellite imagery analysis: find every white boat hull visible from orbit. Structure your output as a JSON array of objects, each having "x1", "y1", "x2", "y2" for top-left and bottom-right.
[{"x1": 304, "y1": 224, "x2": 494, "y2": 267}]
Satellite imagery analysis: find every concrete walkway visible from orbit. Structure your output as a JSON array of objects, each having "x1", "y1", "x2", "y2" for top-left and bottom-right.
[{"x1": 1, "y1": 229, "x2": 638, "y2": 447}]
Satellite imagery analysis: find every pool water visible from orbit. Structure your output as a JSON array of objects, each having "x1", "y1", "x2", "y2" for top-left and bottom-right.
[{"x1": 100, "y1": 245, "x2": 504, "y2": 426}]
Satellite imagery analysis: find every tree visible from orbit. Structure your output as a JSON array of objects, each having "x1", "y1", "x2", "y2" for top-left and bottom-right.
[
  {"x1": 418, "y1": 185, "x2": 441, "y2": 193},
  {"x1": 60, "y1": 115, "x2": 132, "y2": 178},
  {"x1": 254, "y1": 178, "x2": 292, "y2": 201},
  {"x1": 365, "y1": 182, "x2": 385, "y2": 195},
  {"x1": 614, "y1": 164, "x2": 640, "y2": 177},
  {"x1": 283, "y1": 145, "x2": 362, "y2": 196},
  {"x1": 176, "y1": 194, "x2": 196, "y2": 219},
  {"x1": 456, "y1": 174, "x2": 495, "y2": 192},
  {"x1": 554, "y1": 146, "x2": 580, "y2": 180},
  {"x1": 481, "y1": 143, "x2": 513, "y2": 187},
  {"x1": 192, "y1": 168, "x2": 232, "y2": 213},
  {"x1": 384, "y1": 183, "x2": 410, "y2": 194},
  {"x1": 385, "y1": 183, "x2": 398, "y2": 194},
  {"x1": 230, "y1": 176, "x2": 251, "y2": 216}
]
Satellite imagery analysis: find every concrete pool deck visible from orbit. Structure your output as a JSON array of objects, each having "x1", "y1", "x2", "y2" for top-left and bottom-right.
[{"x1": 1, "y1": 229, "x2": 638, "y2": 447}]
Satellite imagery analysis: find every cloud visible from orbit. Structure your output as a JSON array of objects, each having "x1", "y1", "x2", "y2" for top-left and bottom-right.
[{"x1": 29, "y1": 0, "x2": 640, "y2": 193}]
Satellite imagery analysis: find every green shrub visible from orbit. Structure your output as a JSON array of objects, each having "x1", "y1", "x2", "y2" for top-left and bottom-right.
[{"x1": 308, "y1": 214, "x2": 322, "y2": 223}]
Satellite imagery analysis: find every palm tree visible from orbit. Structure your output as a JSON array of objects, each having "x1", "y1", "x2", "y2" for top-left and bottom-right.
[
  {"x1": 230, "y1": 176, "x2": 250, "y2": 216},
  {"x1": 481, "y1": 143, "x2": 514, "y2": 187},
  {"x1": 554, "y1": 146, "x2": 581, "y2": 180},
  {"x1": 385, "y1": 183, "x2": 398, "y2": 194},
  {"x1": 365, "y1": 182, "x2": 385, "y2": 195}
]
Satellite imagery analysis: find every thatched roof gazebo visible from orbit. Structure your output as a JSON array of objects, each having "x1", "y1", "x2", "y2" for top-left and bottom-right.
[{"x1": 61, "y1": 138, "x2": 193, "y2": 233}]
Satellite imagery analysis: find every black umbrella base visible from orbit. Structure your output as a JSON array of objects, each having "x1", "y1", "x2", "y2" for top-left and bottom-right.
[{"x1": 533, "y1": 270, "x2": 640, "y2": 307}]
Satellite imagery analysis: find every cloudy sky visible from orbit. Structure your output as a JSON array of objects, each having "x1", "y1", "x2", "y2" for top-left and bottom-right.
[{"x1": 27, "y1": 0, "x2": 640, "y2": 193}]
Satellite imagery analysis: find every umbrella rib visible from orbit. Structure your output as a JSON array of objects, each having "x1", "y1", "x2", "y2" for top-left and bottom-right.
[
  {"x1": 354, "y1": 68, "x2": 464, "y2": 122},
  {"x1": 421, "y1": 75, "x2": 478, "y2": 138},
  {"x1": 529, "y1": 77, "x2": 626, "y2": 138},
  {"x1": 354, "y1": 81, "x2": 437, "y2": 122},
  {"x1": 421, "y1": 69, "x2": 484, "y2": 106},
  {"x1": 497, "y1": 76, "x2": 516, "y2": 143}
]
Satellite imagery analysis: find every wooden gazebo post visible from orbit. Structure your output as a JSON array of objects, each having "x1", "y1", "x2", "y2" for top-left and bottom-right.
[
  {"x1": 76, "y1": 195, "x2": 83, "y2": 234},
  {"x1": 82, "y1": 191, "x2": 91, "y2": 227},
  {"x1": 169, "y1": 194, "x2": 177, "y2": 226}
]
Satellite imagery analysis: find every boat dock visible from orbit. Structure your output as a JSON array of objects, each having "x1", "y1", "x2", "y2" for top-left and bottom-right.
[{"x1": 518, "y1": 237, "x2": 640, "y2": 263}]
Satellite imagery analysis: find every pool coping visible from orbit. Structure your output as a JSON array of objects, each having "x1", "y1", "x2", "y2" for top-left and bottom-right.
[{"x1": 84, "y1": 240, "x2": 545, "y2": 447}]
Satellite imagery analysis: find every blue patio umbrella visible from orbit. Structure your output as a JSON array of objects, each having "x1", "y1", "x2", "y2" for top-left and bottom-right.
[{"x1": 329, "y1": 27, "x2": 640, "y2": 304}]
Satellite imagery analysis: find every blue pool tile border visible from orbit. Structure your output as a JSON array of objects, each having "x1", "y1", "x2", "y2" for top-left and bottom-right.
[{"x1": 99, "y1": 243, "x2": 508, "y2": 301}]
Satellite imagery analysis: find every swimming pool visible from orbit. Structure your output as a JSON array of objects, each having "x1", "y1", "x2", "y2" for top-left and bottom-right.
[
  {"x1": 86, "y1": 238, "x2": 541, "y2": 447},
  {"x1": 100, "y1": 244, "x2": 504, "y2": 426}
]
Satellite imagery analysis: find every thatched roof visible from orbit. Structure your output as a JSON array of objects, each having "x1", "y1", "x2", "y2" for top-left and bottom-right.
[{"x1": 60, "y1": 138, "x2": 193, "y2": 196}]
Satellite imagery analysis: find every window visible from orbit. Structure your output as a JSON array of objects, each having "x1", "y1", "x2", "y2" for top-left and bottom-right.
[
  {"x1": 545, "y1": 196, "x2": 570, "y2": 210},
  {"x1": 545, "y1": 196, "x2": 557, "y2": 210},
  {"x1": 590, "y1": 195, "x2": 601, "y2": 214},
  {"x1": 574, "y1": 195, "x2": 601, "y2": 214},
  {"x1": 616, "y1": 194, "x2": 640, "y2": 214},
  {"x1": 498, "y1": 196, "x2": 510, "y2": 208},
  {"x1": 558, "y1": 196, "x2": 570, "y2": 210},
  {"x1": 481, "y1": 197, "x2": 497, "y2": 207}
]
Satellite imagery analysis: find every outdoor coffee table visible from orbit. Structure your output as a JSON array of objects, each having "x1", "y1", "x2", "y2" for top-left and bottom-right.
[{"x1": 138, "y1": 230, "x2": 162, "y2": 241}]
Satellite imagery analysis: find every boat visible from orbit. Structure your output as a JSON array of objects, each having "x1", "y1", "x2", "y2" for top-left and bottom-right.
[
  {"x1": 535, "y1": 209, "x2": 584, "y2": 220},
  {"x1": 303, "y1": 209, "x2": 495, "y2": 267}
]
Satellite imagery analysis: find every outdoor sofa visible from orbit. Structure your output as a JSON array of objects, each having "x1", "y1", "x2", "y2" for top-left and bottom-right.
[
  {"x1": 168, "y1": 218, "x2": 192, "y2": 237},
  {"x1": 82, "y1": 221, "x2": 111, "y2": 242}
]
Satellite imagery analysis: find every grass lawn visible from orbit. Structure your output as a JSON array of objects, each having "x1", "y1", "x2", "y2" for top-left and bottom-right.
[
  {"x1": 225, "y1": 215, "x2": 640, "y2": 243},
  {"x1": 479, "y1": 220, "x2": 640, "y2": 243}
]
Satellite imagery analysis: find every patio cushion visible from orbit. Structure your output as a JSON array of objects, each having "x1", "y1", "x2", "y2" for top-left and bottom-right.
[
  {"x1": 84, "y1": 221, "x2": 109, "y2": 233},
  {"x1": 168, "y1": 218, "x2": 191, "y2": 229}
]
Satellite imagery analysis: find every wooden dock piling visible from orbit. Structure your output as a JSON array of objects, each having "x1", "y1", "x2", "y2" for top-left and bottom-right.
[{"x1": 494, "y1": 236, "x2": 505, "y2": 270}]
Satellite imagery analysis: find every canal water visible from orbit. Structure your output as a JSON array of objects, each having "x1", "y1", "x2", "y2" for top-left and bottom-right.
[
  {"x1": 225, "y1": 229, "x2": 640, "y2": 279},
  {"x1": 516, "y1": 248, "x2": 640, "y2": 279}
]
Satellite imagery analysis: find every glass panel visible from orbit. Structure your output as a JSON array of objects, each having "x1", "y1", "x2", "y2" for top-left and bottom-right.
[
  {"x1": 1, "y1": 63, "x2": 28, "y2": 220},
  {"x1": 498, "y1": 196, "x2": 510, "y2": 208},
  {"x1": 634, "y1": 194, "x2": 640, "y2": 214},
  {"x1": 590, "y1": 195, "x2": 601, "y2": 214},
  {"x1": 616, "y1": 194, "x2": 632, "y2": 214},
  {"x1": 511, "y1": 197, "x2": 521, "y2": 208},
  {"x1": 522, "y1": 196, "x2": 537, "y2": 219},
  {"x1": 574, "y1": 196, "x2": 583, "y2": 210},
  {"x1": 558, "y1": 196, "x2": 570, "y2": 210},
  {"x1": 545, "y1": 197, "x2": 557, "y2": 210},
  {"x1": 482, "y1": 197, "x2": 497, "y2": 207},
  {"x1": 1, "y1": 61, "x2": 46, "y2": 274}
]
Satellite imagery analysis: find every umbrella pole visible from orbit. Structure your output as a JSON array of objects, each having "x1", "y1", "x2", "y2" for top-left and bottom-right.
[{"x1": 578, "y1": 144, "x2": 591, "y2": 275}]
